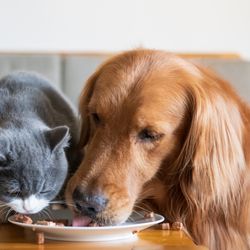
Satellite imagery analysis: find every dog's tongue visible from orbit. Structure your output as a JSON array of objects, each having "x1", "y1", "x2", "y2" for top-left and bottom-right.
[{"x1": 72, "y1": 216, "x2": 92, "y2": 227}]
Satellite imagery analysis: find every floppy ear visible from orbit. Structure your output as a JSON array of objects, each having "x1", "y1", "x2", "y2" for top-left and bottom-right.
[
  {"x1": 177, "y1": 71, "x2": 246, "y2": 210},
  {"x1": 78, "y1": 70, "x2": 100, "y2": 148}
]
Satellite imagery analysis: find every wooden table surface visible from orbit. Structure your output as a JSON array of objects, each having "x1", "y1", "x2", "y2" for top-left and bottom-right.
[{"x1": 0, "y1": 224, "x2": 207, "y2": 250}]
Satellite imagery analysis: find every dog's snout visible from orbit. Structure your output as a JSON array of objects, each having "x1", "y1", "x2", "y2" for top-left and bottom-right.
[{"x1": 72, "y1": 188, "x2": 108, "y2": 217}]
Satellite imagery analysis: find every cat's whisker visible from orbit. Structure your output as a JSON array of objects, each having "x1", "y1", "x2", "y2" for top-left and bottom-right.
[
  {"x1": 0, "y1": 204, "x2": 8, "y2": 208},
  {"x1": 0, "y1": 206, "x2": 9, "y2": 216},
  {"x1": 38, "y1": 210, "x2": 45, "y2": 220},
  {"x1": 49, "y1": 200, "x2": 76, "y2": 209},
  {"x1": 42, "y1": 208, "x2": 53, "y2": 220},
  {"x1": 65, "y1": 202, "x2": 76, "y2": 206},
  {"x1": 131, "y1": 209, "x2": 146, "y2": 219},
  {"x1": 46, "y1": 208, "x2": 54, "y2": 218},
  {"x1": 0, "y1": 204, "x2": 9, "y2": 211},
  {"x1": 127, "y1": 216, "x2": 135, "y2": 223},
  {"x1": 65, "y1": 201, "x2": 76, "y2": 206},
  {"x1": 37, "y1": 209, "x2": 49, "y2": 221},
  {"x1": 133, "y1": 204, "x2": 151, "y2": 213},
  {"x1": 49, "y1": 200, "x2": 67, "y2": 204},
  {"x1": 0, "y1": 209, "x2": 9, "y2": 219},
  {"x1": 14, "y1": 192, "x2": 21, "y2": 199},
  {"x1": 4, "y1": 208, "x2": 13, "y2": 221}
]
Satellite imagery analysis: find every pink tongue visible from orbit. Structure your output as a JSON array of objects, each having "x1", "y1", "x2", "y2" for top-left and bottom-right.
[{"x1": 72, "y1": 216, "x2": 92, "y2": 227}]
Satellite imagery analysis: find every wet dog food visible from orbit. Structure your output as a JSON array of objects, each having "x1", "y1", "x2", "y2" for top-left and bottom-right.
[
  {"x1": 161, "y1": 222, "x2": 170, "y2": 230},
  {"x1": 171, "y1": 222, "x2": 183, "y2": 230},
  {"x1": 144, "y1": 212, "x2": 155, "y2": 218},
  {"x1": 13, "y1": 214, "x2": 33, "y2": 224},
  {"x1": 36, "y1": 232, "x2": 45, "y2": 244}
]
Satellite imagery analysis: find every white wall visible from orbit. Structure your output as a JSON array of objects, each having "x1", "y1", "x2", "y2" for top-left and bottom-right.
[{"x1": 0, "y1": 0, "x2": 249, "y2": 58}]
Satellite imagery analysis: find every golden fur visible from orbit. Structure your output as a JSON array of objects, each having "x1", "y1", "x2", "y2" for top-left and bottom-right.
[{"x1": 66, "y1": 49, "x2": 250, "y2": 250}]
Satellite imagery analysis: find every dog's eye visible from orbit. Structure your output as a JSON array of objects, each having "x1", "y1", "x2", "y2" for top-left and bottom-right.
[
  {"x1": 91, "y1": 113, "x2": 101, "y2": 124},
  {"x1": 138, "y1": 129, "x2": 163, "y2": 142}
]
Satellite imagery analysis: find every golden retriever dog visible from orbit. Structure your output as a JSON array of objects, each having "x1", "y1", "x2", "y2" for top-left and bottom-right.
[{"x1": 66, "y1": 49, "x2": 250, "y2": 250}]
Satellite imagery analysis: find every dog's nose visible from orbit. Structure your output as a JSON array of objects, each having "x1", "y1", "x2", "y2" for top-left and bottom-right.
[{"x1": 72, "y1": 188, "x2": 107, "y2": 217}]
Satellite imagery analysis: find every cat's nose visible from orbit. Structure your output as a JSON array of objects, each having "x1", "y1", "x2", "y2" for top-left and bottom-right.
[{"x1": 72, "y1": 188, "x2": 108, "y2": 218}]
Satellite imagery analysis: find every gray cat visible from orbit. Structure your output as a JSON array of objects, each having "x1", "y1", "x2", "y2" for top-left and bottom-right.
[{"x1": 0, "y1": 71, "x2": 79, "y2": 222}]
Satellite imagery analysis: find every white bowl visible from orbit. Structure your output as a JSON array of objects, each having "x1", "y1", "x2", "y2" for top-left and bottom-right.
[{"x1": 8, "y1": 210, "x2": 164, "y2": 242}]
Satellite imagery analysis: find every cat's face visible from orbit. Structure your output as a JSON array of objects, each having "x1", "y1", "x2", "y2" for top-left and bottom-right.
[{"x1": 0, "y1": 126, "x2": 69, "y2": 214}]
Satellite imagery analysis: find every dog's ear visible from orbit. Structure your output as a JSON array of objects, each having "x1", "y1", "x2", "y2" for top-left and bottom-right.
[
  {"x1": 78, "y1": 70, "x2": 100, "y2": 148},
  {"x1": 177, "y1": 70, "x2": 245, "y2": 209}
]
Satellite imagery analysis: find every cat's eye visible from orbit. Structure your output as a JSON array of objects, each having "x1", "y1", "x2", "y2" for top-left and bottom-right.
[
  {"x1": 40, "y1": 190, "x2": 50, "y2": 194},
  {"x1": 91, "y1": 113, "x2": 101, "y2": 124},
  {"x1": 11, "y1": 191, "x2": 20, "y2": 196},
  {"x1": 138, "y1": 129, "x2": 164, "y2": 142},
  {"x1": 6, "y1": 191, "x2": 20, "y2": 196}
]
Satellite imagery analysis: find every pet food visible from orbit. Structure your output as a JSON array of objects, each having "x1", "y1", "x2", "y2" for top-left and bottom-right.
[
  {"x1": 88, "y1": 222, "x2": 100, "y2": 227},
  {"x1": 13, "y1": 214, "x2": 33, "y2": 224},
  {"x1": 161, "y1": 222, "x2": 170, "y2": 230},
  {"x1": 171, "y1": 222, "x2": 183, "y2": 230},
  {"x1": 54, "y1": 222, "x2": 65, "y2": 227},
  {"x1": 36, "y1": 232, "x2": 44, "y2": 244},
  {"x1": 144, "y1": 212, "x2": 154, "y2": 218},
  {"x1": 13, "y1": 215, "x2": 66, "y2": 227},
  {"x1": 36, "y1": 220, "x2": 66, "y2": 227},
  {"x1": 36, "y1": 220, "x2": 57, "y2": 226}
]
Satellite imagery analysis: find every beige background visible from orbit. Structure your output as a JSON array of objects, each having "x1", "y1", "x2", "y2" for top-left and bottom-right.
[{"x1": 0, "y1": 0, "x2": 249, "y2": 58}]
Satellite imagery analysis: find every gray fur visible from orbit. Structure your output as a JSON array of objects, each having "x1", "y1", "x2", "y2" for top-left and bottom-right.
[{"x1": 0, "y1": 71, "x2": 79, "y2": 222}]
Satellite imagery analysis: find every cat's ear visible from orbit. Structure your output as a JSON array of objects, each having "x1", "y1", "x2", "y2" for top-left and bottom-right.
[
  {"x1": 45, "y1": 126, "x2": 70, "y2": 152},
  {"x1": 0, "y1": 153, "x2": 8, "y2": 169}
]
